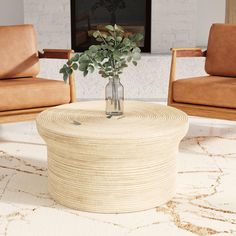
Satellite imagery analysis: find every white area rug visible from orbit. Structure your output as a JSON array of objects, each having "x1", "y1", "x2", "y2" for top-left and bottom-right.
[{"x1": 0, "y1": 116, "x2": 236, "y2": 236}]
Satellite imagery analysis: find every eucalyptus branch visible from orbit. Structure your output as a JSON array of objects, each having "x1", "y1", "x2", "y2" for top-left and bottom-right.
[
  {"x1": 98, "y1": 32, "x2": 109, "y2": 45},
  {"x1": 60, "y1": 24, "x2": 143, "y2": 82}
]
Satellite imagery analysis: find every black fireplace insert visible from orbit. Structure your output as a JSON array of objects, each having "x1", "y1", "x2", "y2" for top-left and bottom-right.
[{"x1": 71, "y1": 0, "x2": 151, "y2": 52}]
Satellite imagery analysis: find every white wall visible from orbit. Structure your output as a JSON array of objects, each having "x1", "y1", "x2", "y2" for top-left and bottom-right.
[
  {"x1": 152, "y1": 0, "x2": 197, "y2": 53},
  {"x1": 24, "y1": 0, "x2": 227, "y2": 52},
  {"x1": 0, "y1": 0, "x2": 227, "y2": 50},
  {"x1": 24, "y1": 0, "x2": 71, "y2": 50},
  {"x1": 0, "y1": 0, "x2": 24, "y2": 25},
  {"x1": 196, "y1": 0, "x2": 226, "y2": 47},
  {"x1": 24, "y1": 0, "x2": 197, "y2": 53}
]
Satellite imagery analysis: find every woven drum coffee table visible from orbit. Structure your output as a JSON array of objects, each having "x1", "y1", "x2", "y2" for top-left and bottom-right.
[{"x1": 36, "y1": 101, "x2": 188, "y2": 213}]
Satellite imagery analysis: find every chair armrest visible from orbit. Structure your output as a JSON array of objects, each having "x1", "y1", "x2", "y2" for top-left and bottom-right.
[
  {"x1": 171, "y1": 48, "x2": 206, "y2": 57},
  {"x1": 39, "y1": 49, "x2": 74, "y2": 59},
  {"x1": 39, "y1": 49, "x2": 77, "y2": 103},
  {"x1": 167, "y1": 48, "x2": 206, "y2": 105}
]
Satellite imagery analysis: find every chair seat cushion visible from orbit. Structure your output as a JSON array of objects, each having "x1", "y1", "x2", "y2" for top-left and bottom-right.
[
  {"x1": 0, "y1": 77, "x2": 71, "y2": 111},
  {"x1": 173, "y1": 76, "x2": 236, "y2": 109}
]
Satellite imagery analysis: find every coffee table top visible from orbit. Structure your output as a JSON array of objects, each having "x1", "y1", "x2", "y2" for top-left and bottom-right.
[{"x1": 36, "y1": 101, "x2": 189, "y2": 140}]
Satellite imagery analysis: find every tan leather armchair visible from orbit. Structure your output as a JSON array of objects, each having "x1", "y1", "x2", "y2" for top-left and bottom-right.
[
  {"x1": 0, "y1": 24, "x2": 76, "y2": 123},
  {"x1": 168, "y1": 23, "x2": 236, "y2": 121}
]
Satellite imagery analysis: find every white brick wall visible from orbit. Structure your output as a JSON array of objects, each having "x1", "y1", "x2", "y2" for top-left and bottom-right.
[
  {"x1": 152, "y1": 0, "x2": 197, "y2": 53},
  {"x1": 24, "y1": 0, "x2": 71, "y2": 50},
  {"x1": 24, "y1": 0, "x2": 197, "y2": 53}
]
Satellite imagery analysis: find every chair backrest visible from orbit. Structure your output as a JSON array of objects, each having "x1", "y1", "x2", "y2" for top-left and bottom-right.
[
  {"x1": 205, "y1": 23, "x2": 236, "y2": 77},
  {"x1": 0, "y1": 24, "x2": 39, "y2": 79}
]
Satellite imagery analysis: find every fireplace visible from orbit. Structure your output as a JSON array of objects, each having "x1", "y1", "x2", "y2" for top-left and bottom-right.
[{"x1": 71, "y1": 0, "x2": 151, "y2": 52}]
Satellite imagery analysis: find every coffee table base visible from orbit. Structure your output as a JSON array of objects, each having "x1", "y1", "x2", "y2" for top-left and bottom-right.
[{"x1": 47, "y1": 142, "x2": 178, "y2": 213}]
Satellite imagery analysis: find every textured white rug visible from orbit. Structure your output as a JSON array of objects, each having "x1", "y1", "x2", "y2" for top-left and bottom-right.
[{"x1": 0, "y1": 117, "x2": 236, "y2": 236}]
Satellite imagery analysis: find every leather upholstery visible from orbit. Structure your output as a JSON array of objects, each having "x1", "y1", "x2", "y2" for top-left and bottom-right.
[
  {"x1": 173, "y1": 76, "x2": 236, "y2": 109},
  {"x1": 0, "y1": 78, "x2": 70, "y2": 111},
  {"x1": 205, "y1": 24, "x2": 236, "y2": 77},
  {"x1": 0, "y1": 24, "x2": 39, "y2": 79}
]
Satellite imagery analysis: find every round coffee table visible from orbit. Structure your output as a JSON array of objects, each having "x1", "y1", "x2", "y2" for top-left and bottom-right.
[{"x1": 36, "y1": 101, "x2": 188, "y2": 213}]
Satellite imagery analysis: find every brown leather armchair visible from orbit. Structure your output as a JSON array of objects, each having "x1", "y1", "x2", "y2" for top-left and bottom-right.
[
  {"x1": 0, "y1": 24, "x2": 76, "y2": 123},
  {"x1": 168, "y1": 24, "x2": 236, "y2": 121}
]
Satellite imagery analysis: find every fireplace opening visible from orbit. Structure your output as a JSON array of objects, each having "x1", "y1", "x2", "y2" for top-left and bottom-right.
[{"x1": 71, "y1": 0, "x2": 151, "y2": 52}]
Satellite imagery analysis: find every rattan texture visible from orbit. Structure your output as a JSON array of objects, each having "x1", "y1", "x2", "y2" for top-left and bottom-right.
[{"x1": 36, "y1": 101, "x2": 189, "y2": 213}]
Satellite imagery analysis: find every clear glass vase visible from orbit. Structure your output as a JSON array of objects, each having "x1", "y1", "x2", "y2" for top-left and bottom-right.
[{"x1": 105, "y1": 77, "x2": 124, "y2": 116}]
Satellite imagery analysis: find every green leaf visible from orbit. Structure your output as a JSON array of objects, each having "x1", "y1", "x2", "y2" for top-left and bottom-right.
[
  {"x1": 121, "y1": 63, "x2": 128, "y2": 68},
  {"x1": 133, "y1": 47, "x2": 141, "y2": 53},
  {"x1": 83, "y1": 70, "x2": 88, "y2": 77},
  {"x1": 95, "y1": 56, "x2": 103, "y2": 62},
  {"x1": 132, "y1": 61, "x2": 138, "y2": 66},
  {"x1": 96, "y1": 38, "x2": 103, "y2": 42},
  {"x1": 79, "y1": 63, "x2": 88, "y2": 71},
  {"x1": 88, "y1": 65, "x2": 95, "y2": 73},
  {"x1": 133, "y1": 33, "x2": 144, "y2": 42},
  {"x1": 72, "y1": 53, "x2": 80, "y2": 61},
  {"x1": 114, "y1": 24, "x2": 119, "y2": 31},
  {"x1": 72, "y1": 63, "x2": 78, "y2": 70},
  {"x1": 89, "y1": 45, "x2": 99, "y2": 52},
  {"x1": 63, "y1": 73, "x2": 68, "y2": 82},
  {"x1": 107, "y1": 36, "x2": 114, "y2": 41},
  {"x1": 127, "y1": 56, "x2": 132, "y2": 62},
  {"x1": 67, "y1": 59, "x2": 73, "y2": 66},
  {"x1": 105, "y1": 25, "x2": 114, "y2": 31},
  {"x1": 114, "y1": 24, "x2": 124, "y2": 32},
  {"x1": 79, "y1": 54, "x2": 90, "y2": 63},
  {"x1": 113, "y1": 50, "x2": 121, "y2": 59},
  {"x1": 101, "y1": 33, "x2": 107, "y2": 38},
  {"x1": 93, "y1": 31, "x2": 100, "y2": 38},
  {"x1": 59, "y1": 67, "x2": 65, "y2": 73},
  {"x1": 66, "y1": 68, "x2": 73, "y2": 75},
  {"x1": 123, "y1": 38, "x2": 130, "y2": 46},
  {"x1": 132, "y1": 52, "x2": 141, "y2": 61},
  {"x1": 116, "y1": 36, "x2": 123, "y2": 42}
]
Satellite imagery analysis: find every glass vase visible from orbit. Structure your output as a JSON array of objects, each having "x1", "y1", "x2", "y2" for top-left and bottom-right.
[{"x1": 105, "y1": 77, "x2": 124, "y2": 116}]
